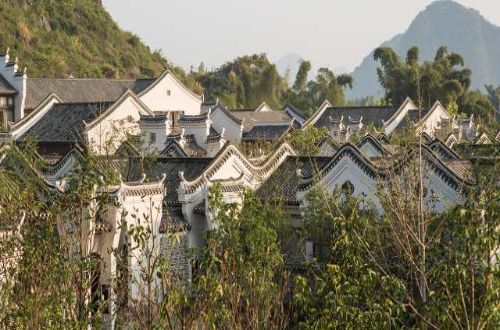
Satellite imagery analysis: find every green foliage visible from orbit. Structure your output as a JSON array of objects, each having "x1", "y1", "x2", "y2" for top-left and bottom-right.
[
  {"x1": 425, "y1": 189, "x2": 500, "y2": 328},
  {"x1": 292, "y1": 187, "x2": 407, "y2": 328},
  {"x1": 1, "y1": 140, "x2": 498, "y2": 329},
  {"x1": 196, "y1": 54, "x2": 287, "y2": 109},
  {"x1": 286, "y1": 126, "x2": 329, "y2": 156},
  {"x1": 485, "y1": 85, "x2": 500, "y2": 111},
  {"x1": 286, "y1": 66, "x2": 353, "y2": 115},
  {"x1": 374, "y1": 46, "x2": 496, "y2": 123},
  {"x1": 189, "y1": 187, "x2": 288, "y2": 328},
  {"x1": 293, "y1": 60, "x2": 311, "y2": 92},
  {"x1": 0, "y1": 0, "x2": 168, "y2": 78}
]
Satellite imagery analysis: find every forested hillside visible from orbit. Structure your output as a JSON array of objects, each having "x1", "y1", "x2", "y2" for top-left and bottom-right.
[{"x1": 0, "y1": 0, "x2": 168, "y2": 78}]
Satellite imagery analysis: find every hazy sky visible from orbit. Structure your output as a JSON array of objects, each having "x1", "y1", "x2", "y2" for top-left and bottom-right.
[{"x1": 102, "y1": 0, "x2": 500, "y2": 72}]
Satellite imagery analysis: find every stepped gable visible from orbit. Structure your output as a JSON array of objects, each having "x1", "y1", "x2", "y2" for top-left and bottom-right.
[
  {"x1": 25, "y1": 77, "x2": 156, "y2": 110},
  {"x1": 314, "y1": 105, "x2": 397, "y2": 129},
  {"x1": 19, "y1": 101, "x2": 114, "y2": 143},
  {"x1": 123, "y1": 157, "x2": 212, "y2": 206},
  {"x1": 297, "y1": 143, "x2": 476, "y2": 193}
]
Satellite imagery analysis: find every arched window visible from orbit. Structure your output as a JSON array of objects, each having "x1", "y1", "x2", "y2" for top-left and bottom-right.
[{"x1": 341, "y1": 180, "x2": 354, "y2": 196}]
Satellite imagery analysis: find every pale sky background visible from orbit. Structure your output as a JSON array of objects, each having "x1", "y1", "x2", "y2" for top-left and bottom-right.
[{"x1": 102, "y1": 0, "x2": 500, "y2": 72}]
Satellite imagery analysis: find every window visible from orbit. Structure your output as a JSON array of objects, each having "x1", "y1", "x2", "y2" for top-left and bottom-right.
[
  {"x1": 341, "y1": 180, "x2": 354, "y2": 196},
  {"x1": 166, "y1": 89, "x2": 171, "y2": 96}
]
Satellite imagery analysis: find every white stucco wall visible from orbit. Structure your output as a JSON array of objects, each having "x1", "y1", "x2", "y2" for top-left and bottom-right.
[
  {"x1": 210, "y1": 108, "x2": 242, "y2": 144},
  {"x1": 298, "y1": 154, "x2": 467, "y2": 216},
  {"x1": 86, "y1": 96, "x2": 149, "y2": 155},
  {"x1": 384, "y1": 100, "x2": 417, "y2": 135},
  {"x1": 422, "y1": 103, "x2": 449, "y2": 136},
  {"x1": 139, "y1": 73, "x2": 202, "y2": 115},
  {"x1": 139, "y1": 120, "x2": 171, "y2": 152}
]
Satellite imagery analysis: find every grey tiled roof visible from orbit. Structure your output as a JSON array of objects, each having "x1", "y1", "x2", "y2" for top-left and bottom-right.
[
  {"x1": 121, "y1": 157, "x2": 212, "y2": 206},
  {"x1": 316, "y1": 136, "x2": 338, "y2": 156},
  {"x1": 256, "y1": 156, "x2": 331, "y2": 203},
  {"x1": 160, "y1": 208, "x2": 189, "y2": 233},
  {"x1": 206, "y1": 127, "x2": 223, "y2": 144},
  {"x1": 285, "y1": 104, "x2": 307, "y2": 121},
  {"x1": 0, "y1": 74, "x2": 17, "y2": 95},
  {"x1": 314, "y1": 106, "x2": 397, "y2": 129},
  {"x1": 25, "y1": 78, "x2": 156, "y2": 109},
  {"x1": 178, "y1": 113, "x2": 209, "y2": 124},
  {"x1": 242, "y1": 125, "x2": 291, "y2": 141},
  {"x1": 139, "y1": 114, "x2": 167, "y2": 123},
  {"x1": 19, "y1": 101, "x2": 114, "y2": 142},
  {"x1": 441, "y1": 159, "x2": 475, "y2": 182},
  {"x1": 230, "y1": 110, "x2": 292, "y2": 132}
]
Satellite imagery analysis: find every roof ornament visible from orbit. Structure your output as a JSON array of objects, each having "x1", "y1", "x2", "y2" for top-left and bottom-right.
[
  {"x1": 6, "y1": 47, "x2": 10, "y2": 55},
  {"x1": 221, "y1": 127, "x2": 226, "y2": 137},
  {"x1": 139, "y1": 173, "x2": 146, "y2": 184},
  {"x1": 159, "y1": 173, "x2": 167, "y2": 184},
  {"x1": 296, "y1": 168, "x2": 304, "y2": 178},
  {"x1": 178, "y1": 171, "x2": 186, "y2": 183},
  {"x1": 207, "y1": 108, "x2": 212, "y2": 118},
  {"x1": 55, "y1": 179, "x2": 68, "y2": 193},
  {"x1": 180, "y1": 128, "x2": 185, "y2": 139}
]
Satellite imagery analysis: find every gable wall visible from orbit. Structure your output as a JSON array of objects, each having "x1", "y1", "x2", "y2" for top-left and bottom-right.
[
  {"x1": 384, "y1": 100, "x2": 416, "y2": 134},
  {"x1": 210, "y1": 109, "x2": 242, "y2": 144},
  {"x1": 423, "y1": 104, "x2": 449, "y2": 136},
  {"x1": 86, "y1": 97, "x2": 147, "y2": 155},
  {"x1": 139, "y1": 74, "x2": 201, "y2": 115}
]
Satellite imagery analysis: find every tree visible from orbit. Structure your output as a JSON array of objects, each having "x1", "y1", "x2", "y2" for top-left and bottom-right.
[
  {"x1": 292, "y1": 187, "x2": 407, "y2": 328},
  {"x1": 191, "y1": 187, "x2": 289, "y2": 328},
  {"x1": 293, "y1": 60, "x2": 311, "y2": 93},
  {"x1": 374, "y1": 46, "x2": 496, "y2": 122},
  {"x1": 196, "y1": 54, "x2": 287, "y2": 109},
  {"x1": 285, "y1": 65, "x2": 353, "y2": 115}
]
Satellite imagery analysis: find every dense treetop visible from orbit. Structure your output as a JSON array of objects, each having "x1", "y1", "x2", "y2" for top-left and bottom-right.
[{"x1": 374, "y1": 46, "x2": 496, "y2": 123}]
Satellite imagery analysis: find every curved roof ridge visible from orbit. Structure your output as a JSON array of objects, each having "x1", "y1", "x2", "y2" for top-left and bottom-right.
[
  {"x1": 180, "y1": 141, "x2": 295, "y2": 193},
  {"x1": 298, "y1": 142, "x2": 476, "y2": 192}
]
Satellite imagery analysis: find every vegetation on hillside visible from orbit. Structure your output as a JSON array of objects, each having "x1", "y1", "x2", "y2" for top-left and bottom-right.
[{"x1": 0, "y1": 0, "x2": 168, "y2": 79}]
